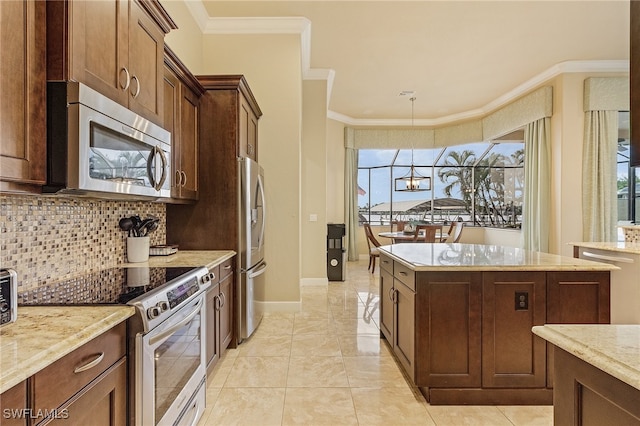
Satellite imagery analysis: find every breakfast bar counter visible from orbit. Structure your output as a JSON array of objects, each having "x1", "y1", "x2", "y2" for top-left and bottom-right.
[
  {"x1": 532, "y1": 325, "x2": 640, "y2": 424},
  {"x1": 377, "y1": 243, "x2": 616, "y2": 405}
]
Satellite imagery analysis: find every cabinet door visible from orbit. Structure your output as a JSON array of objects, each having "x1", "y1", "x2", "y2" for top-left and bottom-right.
[
  {"x1": 0, "y1": 381, "x2": 27, "y2": 426},
  {"x1": 482, "y1": 271, "x2": 546, "y2": 388},
  {"x1": 68, "y1": 0, "x2": 129, "y2": 105},
  {"x1": 205, "y1": 282, "x2": 220, "y2": 372},
  {"x1": 43, "y1": 357, "x2": 127, "y2": 426},
  {"x1": 379, "y1": 265, "x2": 394, "y2": 342},
  {"x1": 163, "y1": 66, "x2": 181, "y2": 197},
  {"x1": 0, "y1": 0, "x2": 46, "y2": 186},
  {"x1": 219, "y1": 272, "x2": 234, "y2": 351},
  {"x1": 177, "y1": 83, "x2": 199, "y2": 200},
  {"x1": 415, "y1": 271, "x2": 482, "y2": 387},
  {"x1": 239, "y1": 96, "x2": 258, "y2": 160},
  {"x1": 393, "y1": 280, "x2": 415, "y2": 380},
  {"x1": 127, "y1": 0, "x2": 164, "y2": 124},
  {"x1": 546, "y1": 271, "x2": 610, "y2": 388}
]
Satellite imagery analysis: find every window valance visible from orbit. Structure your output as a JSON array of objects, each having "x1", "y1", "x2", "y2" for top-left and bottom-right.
[
  {"x1": 345, "y1": 86, "x2": 553, "y2": 149},
  {"x1": 583, "y1": 77, "x2": 629, "y2": 111}
]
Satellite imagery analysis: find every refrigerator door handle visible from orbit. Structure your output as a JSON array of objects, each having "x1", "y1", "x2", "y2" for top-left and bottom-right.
[
  {"x1": 248, "y1": 261, "x2": 268, "y2": 279},
  {"x1": 257, "y1": 173, "x2": 266, "y2": 252}
]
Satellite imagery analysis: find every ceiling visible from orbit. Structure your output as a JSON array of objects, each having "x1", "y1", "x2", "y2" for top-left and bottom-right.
[{"x1": 192, "y1": 1, "x2": 630, "y2": 125}]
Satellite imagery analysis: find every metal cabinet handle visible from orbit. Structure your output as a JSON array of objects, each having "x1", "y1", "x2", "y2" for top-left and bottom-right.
[
  {"x1": 130, "y1": 75, "x2": 141, "y2": 98},
  {"x1": 223, "y1": 265, "x2": 232, "y2": 270},
  {"x1": 388, "y1": 287, "x2": 394, "y2": 301},
  {"x1": 181, "y1": 170, "x2": 187, "y2": 187},
  {"x1": 120, "y1": 67, "x2": 130, "y2": 91},
  {"x1": 213, "y1": 294, "x2": 220, "y2": 311},
  {"x1": 74, "y1": 352, "x2": 105, "y2": 374},
  {"x1": 176, "y1": 170, "x2": 182, "y2": 186},
  {"x1": 399, "y1": 271, "x2": 408, "y2": 276},
  {"x1": 220, "y1": 292, "x2": 226, "y2": 308}
]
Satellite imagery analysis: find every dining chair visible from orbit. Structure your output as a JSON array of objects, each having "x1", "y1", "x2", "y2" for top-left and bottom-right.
[
  {"x1": 442, "y1": 221, "x2": 464, "y2": 243},
  {"x1": 412, "y1": 224, "x2": 439, "y2": 243},
  {"x1": 393, "y1": 220, "x2": 406, "y2": 232},
  {"x1": 363, "y1": 223, "x2": 382, "y2": 273}
]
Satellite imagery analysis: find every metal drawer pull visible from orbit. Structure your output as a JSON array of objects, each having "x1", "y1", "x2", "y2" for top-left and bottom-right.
[
  {"x1": 399, "y1": 271, "x2": 408, "y2": 276},
  {"x1": 74, "y1": 352, "x2": 105, "y2": 373},
  {"x1": 223, "y1": 265, "x2": 232, "y2": 270}
]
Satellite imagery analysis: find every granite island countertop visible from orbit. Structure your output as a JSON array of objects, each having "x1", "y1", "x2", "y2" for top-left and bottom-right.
[
  {"x1": 0, "y1": 306, "x2": 135, "y2": 393},
  {"x1": 569, "y1": 241, "x2": 640, "y2": 256},
  {"x1": 378, "y1": 243, "x2": 619, "y2": 271},
  {"x1": 532, "y1": 324, "x2": 640, "y2": 391}
]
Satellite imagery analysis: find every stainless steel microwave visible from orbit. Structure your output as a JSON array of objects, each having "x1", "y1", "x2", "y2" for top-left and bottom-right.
[{"x1": 45, "y1": 82, "x2": 171, "y2": 199}]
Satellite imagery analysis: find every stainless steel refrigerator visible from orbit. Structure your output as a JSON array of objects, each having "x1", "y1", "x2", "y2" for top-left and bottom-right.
[{"x1": 239, "y1": 157, "x2": 267, "y2": 340}]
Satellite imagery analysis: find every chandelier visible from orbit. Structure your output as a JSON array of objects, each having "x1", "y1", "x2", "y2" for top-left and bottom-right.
[{"x1": 394, "y1": 97, "x2": 431, "y2": 192}]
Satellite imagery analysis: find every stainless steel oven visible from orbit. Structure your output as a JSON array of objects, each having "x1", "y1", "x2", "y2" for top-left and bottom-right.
[
  {"x1": 18, "y1": 265, "x2": 214, "y2": 426},
  {"x1": 127, "y1": 266, "x2": 213, "y2": 426},
  {"x1": 136, "y1": 293, "x2": 206, "y2": 425}
]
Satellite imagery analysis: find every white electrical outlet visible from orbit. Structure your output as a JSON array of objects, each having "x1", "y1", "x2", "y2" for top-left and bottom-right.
[{"x1": 309, "y1": 214, "x2": 318, "y2": 222}]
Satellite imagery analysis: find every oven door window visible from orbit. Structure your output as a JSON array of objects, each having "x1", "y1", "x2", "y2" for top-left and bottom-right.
[{"x1": 154, "y1": 310, "x2": 202, "y2": 422}]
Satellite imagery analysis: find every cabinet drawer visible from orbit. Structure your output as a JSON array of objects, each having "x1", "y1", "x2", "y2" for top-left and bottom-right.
[
  {"x1": 219, "y1": 257, "x2": 234, "y2": 281},
  {"x1": 394, "y1": 261, "x2": 415, "y2": 291},
  {"x1": 209, "y1": 264, "x2": 221, "y2": 283},
  {"x1": 380, "y1": 255, "x2": 393, "y2": 274},
  {"x1": 33, "y1": 322, "x2": 126, "y2": 412}
]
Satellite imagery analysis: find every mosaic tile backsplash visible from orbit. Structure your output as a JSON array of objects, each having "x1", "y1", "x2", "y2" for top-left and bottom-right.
[
  {"x1": 621, "y1": 225, "x2": 640, "y2": 243},
  {"x1": 0, "y1": 194, "x2": 166, "y2": 293}
]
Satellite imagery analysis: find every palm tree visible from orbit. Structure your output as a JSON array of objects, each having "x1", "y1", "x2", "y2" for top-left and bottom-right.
[{"x1": 438, "y1": 150, "x2": 475, "y2": 214}]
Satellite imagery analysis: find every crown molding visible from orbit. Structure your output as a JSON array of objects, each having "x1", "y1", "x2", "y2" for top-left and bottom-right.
[
  {"x1": 184, "y1": 3, "x2": 629, "y2": 126},
  {"x1": 330, "y1": 60, "x2": 629, "y2": 127}
]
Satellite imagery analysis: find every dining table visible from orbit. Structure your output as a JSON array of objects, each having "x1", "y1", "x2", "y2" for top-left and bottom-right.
[{"x1": 378, "y1": 227, "x2": 448, "y2": 243}]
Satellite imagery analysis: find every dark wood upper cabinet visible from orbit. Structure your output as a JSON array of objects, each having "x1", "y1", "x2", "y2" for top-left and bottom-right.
[
  {"x1": 631, "y1": 0, "x2": 640, "y2": 167},
  {"x1": 46, "y1": 0, "x2": 176, "y2": 126},
  {"x1": 163, "y1": 46, "x2": 204, "y2": 201},
  {"x1": 0, "y1": 0, "x2": 47, "y2": 191}
]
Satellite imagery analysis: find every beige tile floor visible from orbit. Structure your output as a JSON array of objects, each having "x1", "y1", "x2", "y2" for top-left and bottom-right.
[{"x1": 198, "y1": 259, "x2": 553, "y2": 426}]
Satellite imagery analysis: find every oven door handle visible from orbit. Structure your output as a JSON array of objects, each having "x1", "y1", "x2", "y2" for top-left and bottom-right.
[{"x1": 148, "y1": 297, "x2": 203, "y2": 346}]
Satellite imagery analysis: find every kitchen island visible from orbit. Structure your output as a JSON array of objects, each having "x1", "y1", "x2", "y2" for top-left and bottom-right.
[
  {"x1": 532, "y1": 325, "x2": 640, "y2": 424},
  {"x1": 378, "y1": 243, "x2": 617, "y2": 405}
]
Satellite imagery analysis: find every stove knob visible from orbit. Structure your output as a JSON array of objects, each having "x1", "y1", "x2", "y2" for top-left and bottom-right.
[
  {"x1": 157, "y1": 301, "x2": 170, "y2": 312},
  {"x1": 147, "y1": 306, "x2": 162, "y2": 320}
]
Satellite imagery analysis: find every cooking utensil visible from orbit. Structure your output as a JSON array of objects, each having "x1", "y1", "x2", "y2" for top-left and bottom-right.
[
  {"x1": 142, "y1": 218, "x2": 159, "y2": 236},
  {"x1": 119, "y1": 217, "x2": 134, "y2": 237},
  {"x1": 136, "y1": 218, "x2": 154, "y2": 236},
  {"x1": 131, "y1": 215, "x2": 142, "y2": 237}
]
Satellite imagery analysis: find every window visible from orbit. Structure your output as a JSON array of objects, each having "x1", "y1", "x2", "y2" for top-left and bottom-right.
[
  {"x1": 358, "y1": 139, "x2": 524, "y2": 228},
  {"x1": 617, "y1": 111, "x2": 639, "y2": 225}
]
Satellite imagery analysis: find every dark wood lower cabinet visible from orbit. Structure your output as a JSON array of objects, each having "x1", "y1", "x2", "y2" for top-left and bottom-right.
[
  {"x1": 41, "y1": 358, "x2": 127, "y2": 426},
  {"x1": 379, "y1": 254, "x2": 610, "y2": 405},
  {"x1": 553, "y1": 347, "x2": 640, "y2": 425},
  {"x1": 205, "y1": 258, "x2": 235, "y2": 374},
  {"x1": 0, "y1": 381, "x2": 27, "y2": 426}
]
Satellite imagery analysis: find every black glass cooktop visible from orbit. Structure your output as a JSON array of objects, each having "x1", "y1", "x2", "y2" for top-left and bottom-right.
[{"x1": 18, "y1": 267, "x2": 197, "y2": 306}]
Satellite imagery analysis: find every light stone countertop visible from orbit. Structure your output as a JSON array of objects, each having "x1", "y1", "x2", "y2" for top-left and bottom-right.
[
  {"x1": 0, "y1": 306, "x2": 135, "y2": 393},
  {"x1": 122, "y1": 249, "x2": 236, "y2": 270},
  {"x1": 532, "y1": 324, "x2": 640, "y2": 391},
  {"x1": 569, "y1": 241, "x2": 640, "y2": 255},
  {"x1": 378, "y1": 243, "x2": 619, "y2": 271}
]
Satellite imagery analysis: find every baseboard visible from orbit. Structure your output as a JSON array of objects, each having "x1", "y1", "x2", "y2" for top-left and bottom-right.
[
  {"x1": 259, "y1": 300, "x2": 301, "y2": 313},
  {"x1": 300, "y1": 277, "x2": 329, "y2": 286}
]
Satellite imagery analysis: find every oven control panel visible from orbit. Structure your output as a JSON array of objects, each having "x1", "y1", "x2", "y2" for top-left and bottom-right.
[{"x1": 166, "y1": 276, "x2": 200, "y2": 309}]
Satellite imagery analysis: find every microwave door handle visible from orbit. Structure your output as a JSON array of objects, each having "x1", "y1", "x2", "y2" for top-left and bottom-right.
[
  {"x1": 146, "y1": 146, "x2": 168, "y2": 191},
  {"x1": 155, "y1": 147, "x2": 167, "y2": 190}
]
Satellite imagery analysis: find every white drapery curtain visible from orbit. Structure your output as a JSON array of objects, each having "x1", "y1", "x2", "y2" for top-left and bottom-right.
[
  {"x1": 344, "y1": 147, "x2": 359, "y2": 261},
  {"x1": 523, "y1": 117, "x2": 551, "y2": 252},
  {"x1": 582, "y1": 111, "x2": 618, "y2": 241}
]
